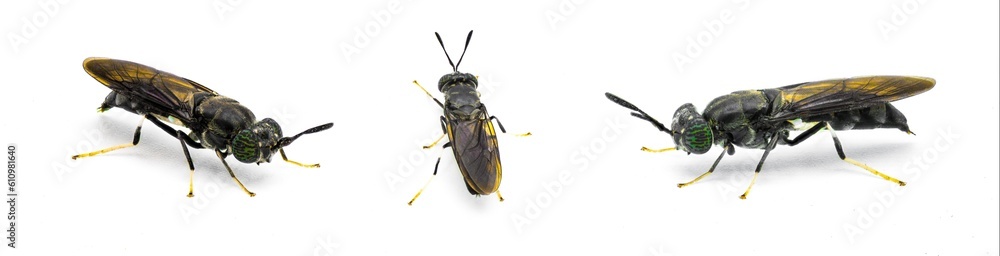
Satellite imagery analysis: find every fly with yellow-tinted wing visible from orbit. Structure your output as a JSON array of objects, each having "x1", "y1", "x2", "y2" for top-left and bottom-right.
[
  {"x1": 73, "y1": 57, "x2": 334, "y2": 198},
  {"x1": 407, "y1": 31, "x2": 529, "y2": 205},
  {"x1": 83, "y1": 57, "x2": 217, "y2": 127},
  {"x1": 606, "y1": 75, "x2": 935, "y2": 199}
]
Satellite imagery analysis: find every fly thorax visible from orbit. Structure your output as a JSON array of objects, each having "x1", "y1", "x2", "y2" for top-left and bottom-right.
[
  {"x1": 231, "y1": 118, "x2": 283, "y2": 164},
  {"x1": 444, "y1": 85, "x2": 482, "y2": 120},
  {"x1": 670, "y1": 103, "x2": 714, "y2": 154},
  {"x1": 196, "y1": 97, "x2": 255, "y2": 150},
  {"x1": 198, "y1": 97, "x2": 255, "y2": 133}
]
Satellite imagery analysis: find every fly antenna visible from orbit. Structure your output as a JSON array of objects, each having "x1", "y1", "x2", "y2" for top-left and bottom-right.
[
  {"x1": 454, "y1": 30, "x2": 473, "y2": 71},
  {"x1": 434, "y1": 32, "x2": 456, "y2": 72},
  {"x1": 604, "y1": 93, "x2": 674, "y2": 134},
  {"x1": 277, "y1": 123, "x2": 334, "y2": 148}
]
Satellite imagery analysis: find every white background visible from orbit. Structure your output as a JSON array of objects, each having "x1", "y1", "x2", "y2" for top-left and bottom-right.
[{"x1": 0, "y1": 0, "x2": 997, "y2": 255}]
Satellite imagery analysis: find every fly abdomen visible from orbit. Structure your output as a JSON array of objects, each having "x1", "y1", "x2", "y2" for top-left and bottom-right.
[
  {"x1": 802, "y1": 103, "x2": 910, "y2": 133},
  {"x1": 101, "y1": 91, "x2": 150, "y2": 115}
]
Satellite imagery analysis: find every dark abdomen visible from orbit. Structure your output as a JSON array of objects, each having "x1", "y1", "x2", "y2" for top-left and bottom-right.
[
  {"x1": 802, "y1": 103, "x2": 911, "y2": 133},
  {"x1": 101, "y1": 91, "x2": 152, "y2": 115}
]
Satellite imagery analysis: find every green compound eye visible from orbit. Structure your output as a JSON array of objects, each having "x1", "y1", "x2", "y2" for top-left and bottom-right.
[
  {"x1": 681, "y1": 122, "x2": 713, "y2": 154},
  {"x1": 231, "y1": 129, "x2": 260, "y2": 163},
  {"x1": 670, "y1": 103, "x2": 714, "y2": 155}
]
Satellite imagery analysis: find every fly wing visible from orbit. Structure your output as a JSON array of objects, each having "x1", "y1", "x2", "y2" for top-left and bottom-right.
[
  {"x1": 768, "y1": 76, "x2": 934, "y2": 121},
  {"x1": 444, "y1": 111, "x2": 502, "y2": 195},
  {"x1": 83, "y1": 57, "x2": 217, "y2": 124}
]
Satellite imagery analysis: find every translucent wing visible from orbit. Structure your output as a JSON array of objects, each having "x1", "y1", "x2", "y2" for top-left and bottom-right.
[
  {"x1": 768, "y1": 76, "x2": 935, "y2": 121},
  {"x1": 443, "y1": 110, "x2": 502, "y2": 195},
  {"x1": 83, "y1": 57, "x2": 217, "y2": 124}
]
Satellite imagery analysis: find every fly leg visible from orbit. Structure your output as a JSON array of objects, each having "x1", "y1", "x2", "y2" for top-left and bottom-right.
[
  {"x1": 71, "y1": 116, "x2": 147, "y2": 159},
  {"x1": 71, "y1": 113, "x2": 205, "y2": 196},
  {"x1": 215, "y1": 150, "x2": 256, "y2": 197},
  {"x1": 413, "y1": 79, "x2": 453, "y2": 149},
  {"x1": 825, "y1": 123, "x2": 907, "y2": 186},
  {"x1": 279, "y1": 149, "x2": 320, "y2": 168},
  {"x1": 423, "y1": 134, "x2": 446, "y2": 149},
  {"x1": 741, "y1": 135, "x2": 780, "y2": 200},
  {"x1": 408, "y1": 141, "x2": 452, "y2": 205},
  {"x1": 145, "y1": 115, "x2": 205, "y2": 197},
  {"x1": 412, "y1": 80, "x2": 444, "y2": 108},
  {"x1": 488, "y1": 115, "x2": 531, "y2": 136},
  {"x1": 408, "y1": 116, "x2": 456, "y2": 205},
  {"x1": 678, "y1": 145, "x2": 730, "y2": 188},
  {"x1": 780, "y1": 122, "x2": 827, "y2": 146},
  {"x1": 77, "y1": 114, "x2": 207, "y2": 197},
  {"x1": 177, "y1": 130, "x2": 197, "y2": 197},
  {"x1": 729, "y1": 122, "x2": 823, "y2": 199},
  {"x1": 641, "y1": 147, "x2": 677, "y2": 153}
]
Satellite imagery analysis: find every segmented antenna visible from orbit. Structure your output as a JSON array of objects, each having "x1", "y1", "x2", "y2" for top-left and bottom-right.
[{"x1": 604, "y1": 93, "x2": 674, "y2": 134}]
